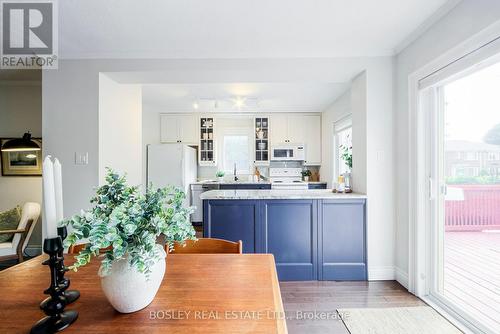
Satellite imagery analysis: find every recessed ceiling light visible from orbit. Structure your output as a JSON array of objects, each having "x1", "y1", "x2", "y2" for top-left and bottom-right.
[
  {"x1": 193, "y1": 101, "x2": 199, "y2": 110},
  {"x1": 235, "y1": 97, "x2": 245, "y2": 109}
]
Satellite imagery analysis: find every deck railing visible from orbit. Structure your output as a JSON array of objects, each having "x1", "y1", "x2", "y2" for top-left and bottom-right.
[{"x1": 445, "y1": 185, "x2": 500, "y2": 231}]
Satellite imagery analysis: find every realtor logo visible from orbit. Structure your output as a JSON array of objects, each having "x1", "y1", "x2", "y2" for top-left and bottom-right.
[{"x1": 0, "y1": 0, "x2": 58, "y2": 69}]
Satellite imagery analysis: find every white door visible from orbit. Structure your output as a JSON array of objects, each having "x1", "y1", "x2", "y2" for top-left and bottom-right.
[
  {"x1": 178, "y1": 115, "x2": 198, "y2": 144},
  {"x1": 425, "y1": 59, "x2": 500, "y2": 334},
  {"x1": 160, "y1": 115, "x2": 179, "y2": 143},
  {"x1": 270, "y1": 114, "x2": 288, "y2": 144}
]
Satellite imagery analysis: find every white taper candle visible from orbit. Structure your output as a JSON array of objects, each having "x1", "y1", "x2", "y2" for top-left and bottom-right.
[
  {"x1": 42, "y1": 156, "x2": 58, "y2": 239},
  {"x1": 53, "y1": 158, "x2": 64, "y2": 224}
]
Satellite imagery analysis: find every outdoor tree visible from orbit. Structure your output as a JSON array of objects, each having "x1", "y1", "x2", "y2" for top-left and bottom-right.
[{"x1": 484, "y1": 123, "x2": 500, "y2": 145}]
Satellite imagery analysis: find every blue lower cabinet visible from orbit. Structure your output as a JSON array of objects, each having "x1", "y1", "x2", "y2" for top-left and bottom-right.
[
  {"x1": 319, "y1": 200, "x2": 366, "y2": 280},
  {"x1": 203, "y1": 198, "x2": 366, "y2": 281},
  {"x1": 203, "y1": 200, "x2": 260, "y2": 253},
  {"x1": 262, "y1": 200, "x2": 317, "y2": 281}
]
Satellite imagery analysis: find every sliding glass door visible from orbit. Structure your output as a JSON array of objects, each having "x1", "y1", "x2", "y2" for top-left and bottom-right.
[{"x1": 427, "y1": 60, "x2": 500, "y2": 334}]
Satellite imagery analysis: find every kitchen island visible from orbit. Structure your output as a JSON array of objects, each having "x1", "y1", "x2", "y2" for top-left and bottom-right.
[{"x1": 200, "y1": 190, "x2": 367, "y2": 281}]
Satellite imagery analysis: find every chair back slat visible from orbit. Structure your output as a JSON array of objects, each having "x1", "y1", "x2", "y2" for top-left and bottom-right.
[{"x1": 169, "y1": 238, "x2": 242, "y2": 254}]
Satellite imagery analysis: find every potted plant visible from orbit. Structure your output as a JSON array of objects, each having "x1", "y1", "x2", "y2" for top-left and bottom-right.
[
  {"x1": 301, "y1": 169, "x2": 312, "y2": 182},
  {"x1": 339, "y1": 144, "x2": 352, "y2": 170},
  {"x1": 61, "y1": 169, "x2": 196, "y2": 313},
  {"x1": 215, "y1": 170, "x2": 225, "y2": 182}
]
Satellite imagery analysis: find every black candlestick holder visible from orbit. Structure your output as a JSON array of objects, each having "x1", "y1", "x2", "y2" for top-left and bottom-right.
[
  {"x1": 30, "y1": 237, "x2": 78, "y2": 334},
  {"x1": 56, "y1": 226, "x2": 80, "y2": 304}
]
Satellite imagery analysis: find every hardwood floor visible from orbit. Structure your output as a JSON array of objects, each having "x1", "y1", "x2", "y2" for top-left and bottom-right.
[{"x1": 280, "y1": 280, "x2": 426, "y2": 334}]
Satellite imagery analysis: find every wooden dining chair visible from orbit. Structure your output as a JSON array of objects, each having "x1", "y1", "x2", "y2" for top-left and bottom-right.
[{"x1": 169, "y1": 238, "x2": 243, "y2": 254}]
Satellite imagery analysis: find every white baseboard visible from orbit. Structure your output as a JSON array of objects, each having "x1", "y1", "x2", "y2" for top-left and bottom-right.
[
  {"x1": 395, "y1": 267, "x2": 409, "y2": 289},
  {"x1": 368, "y1": 266, "x2": 395, "y2": 281}
]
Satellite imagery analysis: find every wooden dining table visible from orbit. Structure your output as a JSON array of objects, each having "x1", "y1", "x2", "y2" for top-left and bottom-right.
[{"x1": 0, "y1": 253, "x2": 287, "y2": 333}]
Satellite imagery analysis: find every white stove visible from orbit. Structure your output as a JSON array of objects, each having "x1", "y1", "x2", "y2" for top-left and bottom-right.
[{"x1": 269, "y1": 167, "x2": 308, "y2": 190}]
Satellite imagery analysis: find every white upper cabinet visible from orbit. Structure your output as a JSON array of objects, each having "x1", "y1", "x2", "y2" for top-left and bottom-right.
[
  {"x1": 302, "y1": 115, "x2": 321, "y2": 165},
  {"x1": 269, "y1": 114, "x2": 321, "y2": 165},
  {"x1": 287, "y1": 115, "x2": 306, "y2": 144},
  {"x1": 177, "y1": 115, "x2": 198, "y2": 143},
  {"x1": 160, "y1": 114, "x2": 197, "y2": 144},
  {"x1": 269, "y1": 114, "x2": 289, "y2": 144}
]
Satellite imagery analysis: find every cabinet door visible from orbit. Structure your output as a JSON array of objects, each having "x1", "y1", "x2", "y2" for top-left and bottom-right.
[
  {"x1": 269, "y1": 114, "x2": 288, "y2": 144},
  {"x1": 160, "y1": 115, "x2": 179, "y2": 143},
  {"x1": 303, "y1": 115, "x2": 321, "y2": 165},
  {"x1": 319, "y1": 200, "x2": 366, "y2": 280},
  {"x1": 262, "y1": 200, "x2": 317, "y2": 280},
  {"x1": 287, "y1": 115, "x2": 306, "y2": 144},
  {"x1": 203, "y1": 200, "x2": 260, "y2": 253},
  {"x1": 178, "y1": 114, "x2": 197, "y2": 143}
]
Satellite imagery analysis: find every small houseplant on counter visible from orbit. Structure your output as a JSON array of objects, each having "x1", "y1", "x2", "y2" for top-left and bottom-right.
[
  {"x1": 61, "y1": 169, "x2": 196, "y2": 313},
  {"x1": 339, "y1": 144, "x2": 353, "y2": 193},
  {"x1": 215, "y1": 170, "x2": 225, "y2": 182},
  {"x1": 301, "y1": 169, "x2": 312, "y2": 182}
]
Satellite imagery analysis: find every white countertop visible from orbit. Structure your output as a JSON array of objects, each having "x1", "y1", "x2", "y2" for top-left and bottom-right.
[
  {"x1": 192, "y1": 180, "x2": 327, "y2": 185},
  {"x1": 199, "y1": 189, "x2": 367, "y2": 200},
  {"x1": 192, "y1": 180, "x2": 271, "y2": 185}
]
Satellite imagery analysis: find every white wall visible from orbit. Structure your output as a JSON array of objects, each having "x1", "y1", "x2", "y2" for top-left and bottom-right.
[
  {"x1": 0, "y1": 83, "x2": 42, "y2": 250},
  {"x1": 395, "y1": 0, "x2": 500, "y2": 283},
  {"x1": 365, "y1": 58, "x2": 396, "y2": 280},
  {"x1": 320, "y1": 90, "x2": 350, "y2": 188},
  {"x1": 350, "y1": 73, "x2": 368, "y2": 195},
  {"x1": 321, "y1": 62, "x2": 395, "y2": 281},
  {"x1": 99, "y1": 74, "x2": 142, "y2": 186}
]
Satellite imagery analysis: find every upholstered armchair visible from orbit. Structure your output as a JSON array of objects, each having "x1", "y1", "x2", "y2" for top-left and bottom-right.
[{"x1": 0, "y1": 202, "x2": 41, "y2": 263}]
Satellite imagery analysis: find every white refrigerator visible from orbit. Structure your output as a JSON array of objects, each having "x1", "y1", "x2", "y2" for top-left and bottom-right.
[{"x1": 147, "y1": 144, "x2": 197, "y2": 202}]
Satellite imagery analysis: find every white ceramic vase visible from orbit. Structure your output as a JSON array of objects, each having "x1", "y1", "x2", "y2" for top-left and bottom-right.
[{"x1": 98, "y1": 244, "x2": 166, "y2": 313}]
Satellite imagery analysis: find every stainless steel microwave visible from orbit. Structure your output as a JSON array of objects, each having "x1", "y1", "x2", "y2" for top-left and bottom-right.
[{"x1": 270, "y1": 144, "x2": 305, "y2": 161}]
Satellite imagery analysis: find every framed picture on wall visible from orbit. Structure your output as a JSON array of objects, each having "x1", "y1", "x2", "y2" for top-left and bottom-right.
[{"x1": 0, "y1": 138, "x2": 42, "y2": 176}]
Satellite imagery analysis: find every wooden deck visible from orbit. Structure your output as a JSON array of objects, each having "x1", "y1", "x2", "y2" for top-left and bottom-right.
[{"x1": 444, "y1": 231, "x2": 500, "y2": 333}]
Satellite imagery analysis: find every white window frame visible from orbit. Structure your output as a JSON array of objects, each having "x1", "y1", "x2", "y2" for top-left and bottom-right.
[
  {"x1": 333, "y1": 115, "x2": 352, "y2": 184},
  {"x1": 409, "y1": 22, "x2": 500, "y2": 334},
  {"x1": 220, "y1": 128, "x2": 253, "y2": 174}
]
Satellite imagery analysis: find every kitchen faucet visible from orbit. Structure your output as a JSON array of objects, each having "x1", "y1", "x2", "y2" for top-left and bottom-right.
[{"x1": 234, "y1": 163, "x2": 238, "y2": 181}]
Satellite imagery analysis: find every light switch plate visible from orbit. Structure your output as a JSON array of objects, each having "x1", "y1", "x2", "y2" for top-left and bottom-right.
[{"x1": 75, "y1": 152, "x2": 88, "y2": 165}]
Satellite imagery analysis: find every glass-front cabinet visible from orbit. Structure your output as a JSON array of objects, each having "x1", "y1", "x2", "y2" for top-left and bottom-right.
[
  {"x1": 254, "y1": 117, "x2": 269, "y2": 165},
  {"x1": 199, "y1": 117, "x2": 216, "y2": 166}
]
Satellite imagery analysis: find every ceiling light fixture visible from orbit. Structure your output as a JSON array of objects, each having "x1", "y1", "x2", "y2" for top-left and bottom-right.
[
  {"x1": 234, "y1": 97, "x2": 245, "y2": 109},
  {"x1": 193, "y1": 101, "x2": 199, "y2": 110},
  {"x1": 1, "y1": 132, "x2": 41, "y2": 152}
]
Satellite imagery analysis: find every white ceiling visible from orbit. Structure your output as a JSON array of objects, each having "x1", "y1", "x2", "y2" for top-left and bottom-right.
[
  {"x1": 59, "y1": 0, "x2": 454, "y2": 59},
  {"x1": 142, "y1": 82, "x2": 349, "y2": 112}
]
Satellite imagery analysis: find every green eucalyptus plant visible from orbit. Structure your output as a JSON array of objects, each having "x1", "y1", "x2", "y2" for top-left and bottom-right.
[
  {"x1": 340, "y1": 145, "x2": 352, "y2": 170},
  {"x1": 61, "y1": 169, "x2": 196, "y2": 277}
]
